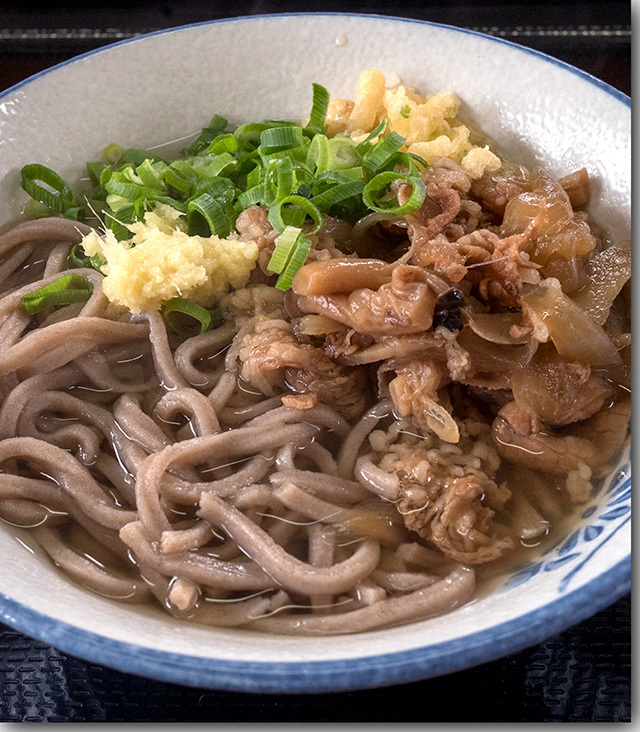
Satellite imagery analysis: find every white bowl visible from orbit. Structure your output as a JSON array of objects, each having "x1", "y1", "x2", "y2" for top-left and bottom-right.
[{"x1": 0, "y1": 14, "x2": 630, "y2": 692}]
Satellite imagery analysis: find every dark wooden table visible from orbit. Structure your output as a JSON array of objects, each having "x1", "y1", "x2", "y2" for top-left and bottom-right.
[{"x1": 0, "y1": 0, "x2": 631, "y2": 722}]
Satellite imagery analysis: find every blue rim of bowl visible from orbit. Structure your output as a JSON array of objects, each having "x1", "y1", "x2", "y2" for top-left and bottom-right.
[
  {"x1": 0, "y1": 13, "x2": 631, "y2": 692},
  {"x1": 0, "y1": 557, "x2": 630, "y2": 692},
  {"x1": 0, "y1": 12, "x2": 631, "y2": 109}
]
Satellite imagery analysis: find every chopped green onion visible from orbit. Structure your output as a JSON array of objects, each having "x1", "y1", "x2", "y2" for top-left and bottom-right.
[
  {"x1": 69, "y1": 243, "x2": 105, "y2": 273},
  {"x1": 102, "y1": 143, "x2": 124, "y2": 165},
  {"x1": 355, "y1": 120, "x2": 388, "y2": 153},
  {"x1": 21, "y1": 274, "x2": 93, "y2": 315},
  {"x1": 163, "y1": 297, "x2": 221, "y2": 338},
  {"x1": 315, "y1": 167, "x2": 365, "y2": 185},
  {"x1": 234, "y1": 122, "x2": 273, "y2": 148},
  {"x1": 164, "y1": 161, "x2": 197, "y2": 194},
  {"x1": 246, "y1": 165, "x2": 264, "y2": 189},
  {"x1": 23, "y1": 199, "x2": 55, "y2": 220},
  {"x1": 86, "y1": 161, "x2": 108, "y2": 188},
  {"x1": 274, "y1": 157, "x2": 294, "y2": 201},
  {"x1": 304, "y1": 83, "x2": 330, "y2": 137},
  {"x1": 306, "y1": 134, "x2": 330, "y2": 174},
  {"x1": 362, "y1": 131, "x2": 406, "y2": 174},
  {"x1": 267, "y1": 226, "x2": 302, "y2": 274},
  {"x1": 187, "y1": 193, "x2": 231, "y2": 238},
  {"x1": 260, "y1": 126, "x2": 304, "y2": 154},
  {"x1": 135, "y1": 159, "x2": 166, "y2": 190},
  {"x1": 237, "y1": 184, "x2": 265, "y2": 210},
  {"x1": 193, "y1": 176, "x2": 236, "y2": 200},
  {"x1": 311, "y1": 179, "x2": 365, "y2": 213},
  {"x1": 104, "y1": 171, "x2": 164, "y2": 201},
  {"x1": 400, "y1": 105, "x2": 412, "y2": 119},
  {"x1": 275, "y1": 234, "x2": 312, "y2": 292},
  {"x1": 183, "y1": 115, "x2": 229, "y2": 157},
  {"x1": 406, "y1": 152, "x2": 429, "y2": 172},
  {"x1": 207, "y1": 133, "x2": 239, "y2": 155},
  {"x1": 267, "y1": 195, "x2": 323, "y2": 234},
  {"x1": 20, "y1": 164, "x2": 76, "y2": 215},
  {"x1": 362, "y1": 172, "x2": 426, "y2": 215},
  {"x1": 104, "y1": 204, "x2": 136, "y2": 241},
  {"x1": 120, "y1": 148, "x2": 166, "y2": 165},
  {"x1": 198, "y1": 153, "x2": 238, "y2": 179},
  {"x1": 326, "y1": 138, "x2": 361, "y2": 170}
]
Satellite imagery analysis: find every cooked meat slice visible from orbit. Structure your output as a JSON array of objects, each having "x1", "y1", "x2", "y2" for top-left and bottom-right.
[
  {"x1": 397, "y1": 178, "x2": 467, "y2": 282},
  {"x1": 411, "y1": 232, "x2": 467, "y2": 284},
  {"x1": 398, "y1": 474, "x2": 512, "y2": 564},
  {"x1": 235, "y1": 206, "x2": 279, "y2": 275},
  {"x1": 388, "y1": 359, "x2": 459, "y2": 443},
  {"x1": 236, "y1": 207, "x2": 352, "y2": 276},
  {"x1": 510, "y1": 345, "x2": 613, "y2": 427},
  {"x1": 323, "y1": 328, "x2": 374, "y2": 359},
  {"x1": 456, "y1": 212, "x2": 543, "y2": 306},
  {"x1": 470, "y1": 166, "x2": 530, "y2": 215},
  {"x1": 294, "y1": 265, "x2": 436, "y2": 337},
  {"x1": 492, "y1": 398, "x2": 631, "y2": 476},
  {"x1": 238, "y1": 317, "x2": 368, "y2": 420}
]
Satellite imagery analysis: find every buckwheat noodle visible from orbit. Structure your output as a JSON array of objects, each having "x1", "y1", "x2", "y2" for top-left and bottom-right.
[{"x1": 0, "y1": 217, "x2": 476, "y2": 635}]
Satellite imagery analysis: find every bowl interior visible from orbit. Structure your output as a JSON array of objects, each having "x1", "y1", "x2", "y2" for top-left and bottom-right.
[{"x1": 0, "y1": 14, "x2": 630, "y2": 691}]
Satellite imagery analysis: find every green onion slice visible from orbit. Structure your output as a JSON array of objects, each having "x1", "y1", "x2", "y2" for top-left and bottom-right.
[
  {"x1": 326, "y1": 138, "x2": 361, "y2": 170},
  {"x1": 355, "y1": 120, "x2": 388, "y2": 153},
  {"x1": 362, "y1": 131, "x2": 406, "y2": 174},
  {"x1": 311, "y1": 179, "x2": 365, "y2": 213},
  {"x1": 260, "y1": 126, "x2": 304, "y2": 154},
  {"x1": 69, "y1": 243, "x2": 105, "y2": 273},
  {"x1": 197, "y1": 153, "x2": 238, "y2": 179},
  {"x1": 234, "y1": 122, "x2": 274, "y2": 148},
  {"x1": 86, "y1": 161, "x2": 108, "y2": 188},
  {"x1": 267, "y1": 225, "x2": 302, "y2": 274},
  {"x1": 237, "y1": 184, "x2": 265, "y2": 210},
  {"x1": 104, "y1": 172, "x2": 163, "y2": 201},
  {"x1": 135, "y1": 159, "x2": 166, "y2": 190},
  {"x1": 267, "y1": 195, "x2": 323, "y2": 234},
  {"x1": 21, "y1": 164, "x2": 75, "y2": 215},
  {"x1": 362, "y1": 172, "x2": 426, "y2": 215},
  {"x1": 306, "y1": 134, "x2": 329, "y2": 173},
  {"x1": 275, "y1": 234, "x2": 312, "y2": 292},
  {"x1": 102, "y1": 143, "x2": 124, "y2": 165},
  {"x1": 246, "y1": 165, "x2": 264, "y2": 189},
  {"x1": 163, "y1": 297, "x2": 221, "y2": 338},
  {"x1": 164, "y1": 162, "x2": 196, "y2": 194},
  {"x1": 274, "y1": 157, "x2": 294, "y2": 201},
  {"x1": 207, "y1": 133, "x2": 239, "y2": 155},
  {"x1": 120, "y1": 148, "x2": 166, "y2": 165},
  {"x1": 187, "y1": 193, "x2": 231, "y2": 238},
  {"x1": 304, "y1": 83, "x2": 330, "y2": 137},
  {"x1": 21, "y1": 274, "x2": 93, "y2": 315}
]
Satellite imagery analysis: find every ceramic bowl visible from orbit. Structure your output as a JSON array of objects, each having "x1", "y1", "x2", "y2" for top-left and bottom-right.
[{"x1": 0, "y1": 14, "x2": 630, "y2": 693}]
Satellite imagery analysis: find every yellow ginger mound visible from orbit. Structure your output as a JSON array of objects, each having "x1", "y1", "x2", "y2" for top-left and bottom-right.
[{"x1": 82, "y1": 205, "x2": 258, "y2": 313}]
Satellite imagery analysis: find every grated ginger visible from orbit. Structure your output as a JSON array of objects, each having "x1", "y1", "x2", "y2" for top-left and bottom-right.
[{"x1": 81, "y1": 205, "x2": 258, "y2": 313}]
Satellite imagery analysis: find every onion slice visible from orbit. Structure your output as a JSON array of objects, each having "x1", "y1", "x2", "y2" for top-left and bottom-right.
[
  {"x1": 571, "y1": 239, "x2": 631, "y2": 325},
  {"x1": 522, "y1": 278, "x2": 621, "y2": 367},
  {"x1": 464, "y1": 311, "x2": 529, "y2": 345}
]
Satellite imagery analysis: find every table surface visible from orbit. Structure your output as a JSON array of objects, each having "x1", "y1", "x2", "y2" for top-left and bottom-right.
[{"x1": 0, "y1": 1, "x2": 631, "y2": 723}]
